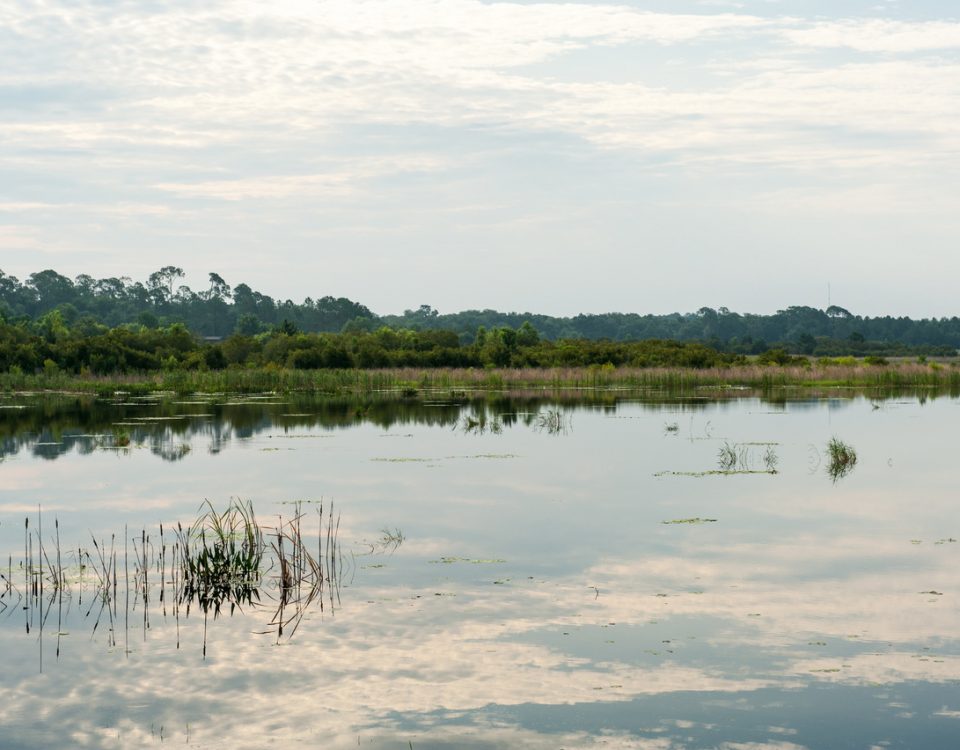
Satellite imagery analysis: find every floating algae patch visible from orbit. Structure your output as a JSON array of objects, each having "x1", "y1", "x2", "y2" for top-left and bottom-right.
[
  {"x1": 654, "y1": 470, "x2": 777, "y2": 477},
  {"x1": 268, "y1": 434, "x2": 334, "y2": 439},
  {"x1": 221, "y1": 401, "x2": 289, "y2": 406},
  {"x1": 661, "y1": 518, "x2": 718, "y2": 525},
  {"x1": 430, "y1": 557, "x2": 507, "y2": 564},
  {"x1": 372, "y1": 454, "x2": 519, "y2": 464},
  {"x1": 371, "y1": 457, "x2": 434, "y2": 463},
  {"x1": 444, "y1": 453, "x2": 520, "y2": 460},
  {"x1": 129, "y1": 416, "x2": 188, "y2": 421}
]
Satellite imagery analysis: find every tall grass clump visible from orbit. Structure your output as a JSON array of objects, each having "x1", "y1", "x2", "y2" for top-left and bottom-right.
[
  {"x1": 826, "y1": 437, "x2": 858, "y2": 481},
  {"x1": 175, "y1": 500, "x2": 263, "y2": 613}
]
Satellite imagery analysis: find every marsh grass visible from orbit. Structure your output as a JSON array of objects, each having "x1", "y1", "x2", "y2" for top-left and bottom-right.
[
  {"x1": 366, "y1": 527, "x2": 405, "y2": 555},
  {"x1": 826, "y1": 437, "x2": 858, "y2": 482},
  {"x1": 4, "y1": 499, "x2": 345, "y2": 659},
  {"x1": 175, "y1": 500, "x2": 264, "y2": 619},
  {"x1": 6, "y1": 361, "x2": 959, "y2": 397},
  {"x1": 715, "y1": 442, "x2": 778, "y2": 475},
  {"x1": 457, "y1": 412, "x2": 503, "y2": 435},
  {"x1": 762, "y1": 445, "x2": 779, "y2": 472},
  {"x1": 534, "y1": 409, "x2": 570, "y2": 435},
  {"x1": 717, "y1": 442, "x2": 744, "y2": 471}
]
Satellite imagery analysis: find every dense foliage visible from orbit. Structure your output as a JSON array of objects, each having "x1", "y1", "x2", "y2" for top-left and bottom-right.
[
  {"x1": 383, "y1": 305, "x2": 960, "y2": 354},
  {"x1": 0, "y1": 315, "x2": 743, "y2": 375},
  {"x1": 0, "y1": 267, "x2": 374, "y2": 338},
  {"x1": 1, "y1": 268, "x2": 958, "y2": 357}
]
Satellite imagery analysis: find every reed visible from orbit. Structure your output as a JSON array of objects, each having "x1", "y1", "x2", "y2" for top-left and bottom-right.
[
  {"x1": 174, "y1": 500, "x2": 264, "y2": 618},
  {"x1": 826, "y1": 437, "x2": 858, "y2": 482},
  {"x1": 4, "y1": 361, "x2": 960, "y2": 396},
  {"x1": 7, "y1": 499, "x2": 345, "y2": 659}
]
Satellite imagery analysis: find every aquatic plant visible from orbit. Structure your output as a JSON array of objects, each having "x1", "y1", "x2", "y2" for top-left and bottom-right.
[
  {"x1": 762, "y1": 445, "x2": 779, "y2": 472},
  {"x1": 826, "y1": 437, "x2": 858, "y2": 481},
  {"x1": 533, "y1": 409, "x2": 569, "y2": 435},
  {"x1": 367, "y1": 527, "x2": 405, "y2": 555},
  {"x1": 458, "y1": 412, "x2": 503, "y2": 435},
  {"x1": 176, "y1": 500, "x2": 262, "y2": 588},
  {"x1": 659, "y1": 441, "x2": 779, "y2": 478},
  {"x1": 717, "y1": 442, "x2": 741, "y2": 471},
  {"x1": 5, "y1": 361, "x2": 960, "y2": 397},
  {"x1": 174, "y1": 500, "x2": 264, "y2": 620},
  {"x1": 5, "y1": 499, "x2": 345, "y2": 660}
]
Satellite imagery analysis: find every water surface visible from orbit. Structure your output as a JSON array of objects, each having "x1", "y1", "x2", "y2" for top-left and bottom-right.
[{"x1": 1, "y1": 390, "x2": 957, "y2": 749}]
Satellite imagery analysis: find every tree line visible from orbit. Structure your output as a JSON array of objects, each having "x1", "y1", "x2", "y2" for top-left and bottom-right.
[
  {"x1": 1, "y1": 267, "x2": 958, "y2": 356},
  {"x1": 0, "y1": 314, "x2": 741, "y2": 375},
  {"x1": 0, "y1": 267, "x2": 373, "y2": 338},
  {"x1": 383, "y1": 304, "x2": 960, "y2": 353}
]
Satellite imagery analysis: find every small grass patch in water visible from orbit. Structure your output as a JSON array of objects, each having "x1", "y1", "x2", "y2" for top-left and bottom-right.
[
  {"x1": 661, "y1": 518, "x2": 718, "y2": 525},
  {"x1": 826, "y1": 437, "x2": 858, "y2": 481},
  {"x1": 175, "y1": 500, "x2": 264, "y2": 611},
  {"x1": 655, "y1": 469, "x2": 777, "y2": 478},
  {"x1": 718, "y1": 441, "x2": 779, "y2": 473},
  {"x1": 658, "y1": 441, "x2": 779, "y2": 478},
  {"x1": 534, "y1": 409, "x2": 570, "y2": 435},
  {"x1": 370, "y1": 457, "x2": 433, "y2": 463}
]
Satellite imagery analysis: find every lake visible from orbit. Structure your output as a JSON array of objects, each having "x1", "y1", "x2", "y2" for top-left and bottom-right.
[{"x1": 1, "y1": 389, "x2": 958, "y2": 749}]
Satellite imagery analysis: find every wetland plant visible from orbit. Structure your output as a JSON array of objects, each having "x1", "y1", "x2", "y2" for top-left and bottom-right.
[
  {"x1": 458, "y1": 413, "x2": 503, "y2": 435},
  {"x1": 717, "y1": 442, "x2": 741, "y2": 471},
  {"x1": 717, "y1": 442, "x2": 778, "y2": 474},
  {"x1": 175, "y1": 499, "x2": 263, "y2": 596},
  {"x1": 8, "y1": 499, "x2": 345, "y2": 660},
  {"x1": 826, "y1": 437, "x2": 858, "y2": 482},
  {"x1": 762, "y1": 445, "x2": 779, "y2": 472},
  {"x1": 367, "y1": 527, "x2": 405, "y2": 555},
  {"x1": 533, "y1": 409, "x2": 570, "y2": 435}
]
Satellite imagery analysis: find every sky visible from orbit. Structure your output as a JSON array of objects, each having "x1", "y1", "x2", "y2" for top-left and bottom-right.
[{"x1": 2, "y1": 0, "x2": 959, "y2": 319}]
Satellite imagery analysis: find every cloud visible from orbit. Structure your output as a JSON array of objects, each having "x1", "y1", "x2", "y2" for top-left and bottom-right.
[
  {"x1": 3, "y1": 2, "x2": 960, "y2": 315},
  {"x1": 155, "y1": 155, "x2": 449, "y2": 200},
  {"x1": 782, "y1": 19, "x2": 960, "y2": 52},
  {"x1": 0, "y1": 225, "x2": 43, "y2": 250},
  {"x1": 4, "y1": 2, "x2": 958, "y2": 178}
]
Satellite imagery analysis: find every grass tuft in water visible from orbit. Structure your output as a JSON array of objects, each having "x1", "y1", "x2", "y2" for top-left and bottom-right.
[
  {"x1": 826, "y1": 437, "x2": 858, "y2": 482},
  {"x1": 175, "y1": 499, "x2": 264, "y2": 615}
]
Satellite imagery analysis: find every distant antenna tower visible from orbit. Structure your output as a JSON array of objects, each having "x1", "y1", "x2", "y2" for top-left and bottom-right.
[{"x1": 827, "y1": 283, "x2": 831, "y2": 309}]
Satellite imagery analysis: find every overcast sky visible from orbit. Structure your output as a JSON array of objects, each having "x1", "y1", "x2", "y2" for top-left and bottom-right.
[{"x1": 2, "y1": 0, "x2": 959, "y2": 318}]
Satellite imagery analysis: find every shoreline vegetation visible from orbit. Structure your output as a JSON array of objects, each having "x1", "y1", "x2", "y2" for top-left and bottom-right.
[
  {"x1": 5, "y1": 268, "x2": 960, "y2": 356},
  {"x1": 3, "y1": 304, "x2": 959, "y2": 397},
  {"x1": 3, "y1": 361, "x2": 959, "y2": 397}
]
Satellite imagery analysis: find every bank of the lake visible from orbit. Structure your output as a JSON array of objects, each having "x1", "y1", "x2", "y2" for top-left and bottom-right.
[{"x1": 2, "y1": 361, "x2": 959, "y2": 396}]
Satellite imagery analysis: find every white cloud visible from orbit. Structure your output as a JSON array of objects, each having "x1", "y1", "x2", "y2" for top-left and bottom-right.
[
  {"x1": 4, "y1": 3, "x2": 958, "y2": 174},
  {"x1": 155, "y1": 155, "x2": 449, "y2": 200},
  {"x1": 3, "y1": 2, "x2": 960, "y2": 314},
  {"x1": 0, "y1": 225, "x2": 43, "y2": 250},
  {"x1": 782, "y1": 19, "x2": 960, "y2": 52}
]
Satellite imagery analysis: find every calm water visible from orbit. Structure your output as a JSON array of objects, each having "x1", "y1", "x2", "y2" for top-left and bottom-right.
[{"x1": 1, "y1": 390, "x2": 958, "y2": 749}]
